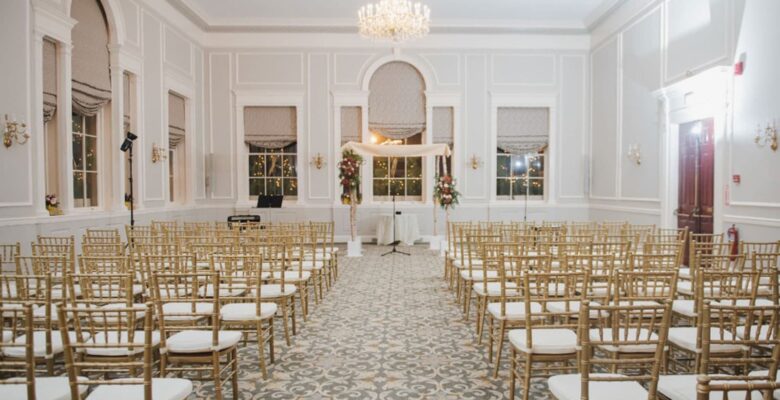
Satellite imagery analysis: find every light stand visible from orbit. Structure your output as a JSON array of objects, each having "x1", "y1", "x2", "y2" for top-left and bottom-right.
[
  {"x1": 382, "y1": 194, "x2": 410, "y2": 256},
  {"x1": 120, "y1": 132, "x2": 138, "y2": 242}
]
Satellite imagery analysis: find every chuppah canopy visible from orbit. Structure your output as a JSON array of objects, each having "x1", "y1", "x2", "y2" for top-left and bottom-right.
[{"x1": 340, "y1": 141, "x2": 451, "y2": 158}]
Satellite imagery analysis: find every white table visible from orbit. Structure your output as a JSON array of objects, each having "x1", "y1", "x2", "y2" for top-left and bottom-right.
[{"x1": 376, "y1": 214, "x2": 420, "y2": 245}]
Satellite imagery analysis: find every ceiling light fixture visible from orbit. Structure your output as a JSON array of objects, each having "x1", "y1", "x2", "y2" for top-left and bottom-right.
[{"x1": 358, "y1": 0, "x2": 430, "y2": 43}]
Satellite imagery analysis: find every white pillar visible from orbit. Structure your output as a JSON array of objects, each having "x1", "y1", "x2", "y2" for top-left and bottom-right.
[
  {"x1": 58, "y1": 42, "x2": 74, "y2": 213},
  {"x1": 31, "y1": 32, "x2": 49, "y2": 216}
]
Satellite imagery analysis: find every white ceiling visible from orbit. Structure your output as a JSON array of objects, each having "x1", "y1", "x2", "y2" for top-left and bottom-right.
[{"x1": 171, "y1": 0, "x2": 623, "y2": 33}]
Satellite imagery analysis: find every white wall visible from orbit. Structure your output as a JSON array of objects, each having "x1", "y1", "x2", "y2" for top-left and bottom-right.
[{"x1": 586, "y1": 0, "x2": 779, "y2": 240}]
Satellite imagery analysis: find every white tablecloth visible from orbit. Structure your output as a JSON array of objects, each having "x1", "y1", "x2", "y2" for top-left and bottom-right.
[{"x1": 376, "y1": 214, "x2": 420, "y2": 245}]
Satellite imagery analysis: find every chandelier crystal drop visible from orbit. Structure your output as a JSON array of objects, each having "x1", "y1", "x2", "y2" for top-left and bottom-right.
[{"x1": 358, "y1": 0, "x2": 431, "y2": 42}]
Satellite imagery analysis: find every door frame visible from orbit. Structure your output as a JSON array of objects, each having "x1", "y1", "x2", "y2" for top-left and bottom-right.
[{"x1": 655, "y1": 66, "x2": 730, "y2": 232}]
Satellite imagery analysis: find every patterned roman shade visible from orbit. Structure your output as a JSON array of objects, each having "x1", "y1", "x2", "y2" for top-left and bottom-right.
[
  {"x1": 340, "y1": 107, "x2": 362, "y2": 145},
  {"x1": 432, "y1": 107, "x2": 453, "y2": 146},
  {"x1": 244, "y1": 106, "x2": 297, "y2": 149},
  {"x1": 368, "y1": 62, "x2": 426, "y2": 139},
  {"x1": 71, "y1": 0, "x2": 111, "y2": 116},
  {"x1": 497, "y1": 107, "x2": 549, "y2": 153},
  {"x1": 43, "y1": 38, "x2": 57, "y2": 123},
  {"x1": 168, "y1": 92, "x2": 185, "y2": 148}
]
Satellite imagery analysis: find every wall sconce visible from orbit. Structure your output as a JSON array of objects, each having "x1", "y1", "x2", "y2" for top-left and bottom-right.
[
  {"x1": 151, "y1": 143, "x2": 167, "y2": 163},
  {"x1": 310, "y1": 153, "x2": 326, "y2": 169},
  {"x1": 468, "y1": 154, "x2": 483, "y2": 170},
  {"x1": 755, "y1": 121, "x2": 778, "y2": 152},
  {"x1": 3, "y1": 114, "x2": 30, "y2": 148},
  {"x1": 627, "y1": 144, "x2": 641, "y2": 165}
]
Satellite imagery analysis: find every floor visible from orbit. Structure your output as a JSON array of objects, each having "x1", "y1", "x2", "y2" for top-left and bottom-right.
[{"x1": 189, "y1": 245, "x2": 551, "y2": 399}]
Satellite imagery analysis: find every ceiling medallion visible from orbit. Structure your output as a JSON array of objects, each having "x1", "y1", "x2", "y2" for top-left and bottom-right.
[{"x1": 358, "y1": 0, "x2": 431, "y2": 43}]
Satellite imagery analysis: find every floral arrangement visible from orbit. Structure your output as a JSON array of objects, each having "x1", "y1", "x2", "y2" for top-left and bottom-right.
[
  {"x1": 45, "y1": 194, "x2": 62, "y2": 216},
  {"x1": 338, "y1": 149, "x2": 364, "y2": 240},
  {"x1": 433, "y1": 174, "x2": 460, "y2": 210}
]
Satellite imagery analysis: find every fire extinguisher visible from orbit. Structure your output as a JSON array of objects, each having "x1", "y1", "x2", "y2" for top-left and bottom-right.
[{"x1": 727, "y1": 224, "x2": 739, "y2": 260}]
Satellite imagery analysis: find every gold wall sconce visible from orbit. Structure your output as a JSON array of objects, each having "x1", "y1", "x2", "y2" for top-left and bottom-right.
[
  {"x1": 755, "y1": 121, "x2": 778, "y2": 151},
  {"x1": 151, "y1": 143, "x2": 167, "y2": 163},
  {"x1": 3, "y1": 114, "x2": 30, "y2": 148},
  {"x1": 627, "y1": 144, "x2": 641, "y2": 165},
  {"x1": 468, "y1": 154, "x2": 483, "y2": 170},
  {"x1": 310, "y1": 153, "x2": 326, "y2": 169}
]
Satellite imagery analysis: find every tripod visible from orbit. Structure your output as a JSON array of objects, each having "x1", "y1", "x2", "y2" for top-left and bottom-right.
[{"x1": 382, "y1": 195, "x2": 409, "y2": 256}]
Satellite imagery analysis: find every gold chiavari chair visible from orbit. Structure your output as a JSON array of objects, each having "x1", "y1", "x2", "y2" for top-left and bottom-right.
[
  {"x1": 600, "y1": 221, "x2": 628, "y2": 236},
  {"x1": 82, "y1": 242, "x2": 125, "y2": 257},
  {"x1": 141, "y1": 254, "x2": 195, "y2": 300},
  {"x1": 152, "y1": 271, "x2": 240, "y2": 400},
  {"x1": 0, "y1": 242, "x2": 20, "y2": 274},
  {"x1": 749, "y1": 253, "x2": 780, "y2": 303},
  {"x1": 621, "y1": 224, "x2": 656, "y2": 244},
  {"x1": 740, "y1": 241, "x2": 780, "y2": 257},
  {"x1": 273, "y1": 237, "x2": 311, "y2": 321},
  {"x1": 629, "y1": 252, "x2": 681, "y2": 272},
  {"x1": 460, "y1": 233, "x2": 502, "y2": 319},
  {"x1": 256, "y1": 240, "x2": 298, "y2": 346},
  {"x1": 658, "y1": 302, "x2": 780, "y2": 400},
  {"x1": 218, "y1": 253, "x2": 277, "y2": 379},
  {"x1": 485, "y1": 254, "x2": 551, "y2": 378},
  {"x1": 508, "y1": 271, "x2": 585, "y2": 400},
  {"x1": 59, "y1": 302, "x2": 193, "y2": 400},
  {"x1": 152, "y1": 220, "x2": 178, "y2": 233},
  {"x1": 19, "y1": 254, "x2": 72, "y2": 301},
  {"x1": 297, "y1": 229, "x2": 327, "y2": 303},
  {"x1": 547, "y1": 300, "x2": 672, "y2": 400},
  {"x1": 83, "y1": 228, "x2": 122, "y2": 244},
  {"x1": 657, "y1": 227, "x2": 689, "y2": 242},
  {"x1": 474, "y1": 242, "x2": 522, "y2": 343},
  {"x1": 0, "y1": 303, "x2": 80, "y2": 399},
  {"x1": 668, "y1": 268, "x2": 760, "y2": 372},
  {"x1": 678, "y1": 253, "x2": 743, "y2": 298}
]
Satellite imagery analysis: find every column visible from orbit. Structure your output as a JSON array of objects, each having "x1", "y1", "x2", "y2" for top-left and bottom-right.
[{"x1": 58, "y1": 42, "x2": 74, "y2": 213}]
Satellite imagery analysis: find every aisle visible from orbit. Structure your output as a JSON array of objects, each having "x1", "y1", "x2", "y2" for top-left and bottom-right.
[{"x1": 189, "y1": 245, "x2": 548, "y2": 399}]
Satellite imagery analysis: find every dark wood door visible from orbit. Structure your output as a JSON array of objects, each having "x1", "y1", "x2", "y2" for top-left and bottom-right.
[{"x1": 678, "y1": 118, "x2": 715, "y2": 264}]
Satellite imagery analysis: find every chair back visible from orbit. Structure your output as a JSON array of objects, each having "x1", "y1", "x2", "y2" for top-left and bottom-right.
[{"x1": 0, "y1": 303, "x2": 36, "y2": 399}]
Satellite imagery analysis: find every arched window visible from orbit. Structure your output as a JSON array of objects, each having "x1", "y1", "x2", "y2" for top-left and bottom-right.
[
  {"x1": 368, "y1": 62, "x2": 426, "y2": 201},
  {"x1": 71, "y1": 0, "x2": 111, "y2": 208}
]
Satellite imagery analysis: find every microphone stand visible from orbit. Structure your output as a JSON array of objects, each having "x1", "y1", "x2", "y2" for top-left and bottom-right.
[{"x1": 382, "y1": 194, "x2": 409, "y2": 256}]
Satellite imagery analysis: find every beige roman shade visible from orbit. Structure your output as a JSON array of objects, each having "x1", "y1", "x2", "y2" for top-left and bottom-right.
[
  {"x1": 497, "y1": 107, "x2": 549, "y2": 153},
  {"x1": 368, "y1": 62, "x2": 426, "y2": 139},
  {"x1": 340, "y1": 107, "x2": 362, "y2": 145},
  {"x1": 71, "y1": 0, "x2": 111, "y2": 116},
  {"x1": 43, "y1": 38, "x2": 57, "y2": 123},
  {"x1": 168, "y1": 92, "x2": 185, "y2": 148},
  {"x1": 432, "y1": 107, "x2": 453, "y2": 146},
  {"x1": 244, "y1": 106, "x2": 297, "y2": 149}
]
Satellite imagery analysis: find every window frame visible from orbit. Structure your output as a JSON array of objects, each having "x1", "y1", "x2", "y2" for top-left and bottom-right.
[
  {"x1": 247, "y1": 143, "x2": 299, "y2": 200},
  {"x1": 71, "y1": 112, "x2": 100, "y2": 209}
]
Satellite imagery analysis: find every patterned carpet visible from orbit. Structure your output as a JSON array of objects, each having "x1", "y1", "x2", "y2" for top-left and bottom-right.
[{"x1": 187, "y1": 245, "x2": 552, "y2": 399}]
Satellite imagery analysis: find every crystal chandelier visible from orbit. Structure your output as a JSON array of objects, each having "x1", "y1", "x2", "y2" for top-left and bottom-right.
[{"x1": 358, "y1": 0, "x2": 431, "y2": 42}]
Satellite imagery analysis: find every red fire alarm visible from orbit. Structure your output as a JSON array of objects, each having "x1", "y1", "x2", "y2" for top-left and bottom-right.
[
  {"x1": 734, "y1": 61, "x2": 744, "y2": 75},
  {"x1": 732, "y1": 174, "x2": 741, "y2": 184}
]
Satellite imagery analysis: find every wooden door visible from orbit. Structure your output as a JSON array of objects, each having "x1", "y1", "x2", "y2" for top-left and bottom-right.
[{"x1": 677, "y1": 118, "x2": 715, "y2": 264}]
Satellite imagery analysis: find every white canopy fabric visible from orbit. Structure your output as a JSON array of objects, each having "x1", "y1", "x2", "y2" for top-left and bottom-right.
[{"x1": 341, "y1": 142, "x2": 450, "y2": 158}]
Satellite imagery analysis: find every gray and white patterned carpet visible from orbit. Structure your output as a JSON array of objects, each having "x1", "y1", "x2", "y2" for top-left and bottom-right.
[{"x1": 188, "y1": 245, "x2": 551, "y2": 399}]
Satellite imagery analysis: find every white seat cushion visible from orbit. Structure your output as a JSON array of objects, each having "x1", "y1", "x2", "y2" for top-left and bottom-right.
[
  {"x1": 4, "y1": 331, "x2": 88, "y2": 358},
  {"x1": 589, "y1": 328, "x2": 659, "y2": 353},
  {"x1": 2, "y1": 331, "x2": 12, "y2": 342},
  {"x1": 453, "y1": 259, "x2": 483, "y2": 269},
  {"x1": 486, "y1": 302, "x2": 542, "y2": 321},
  {"x1": 672, "y1": 299, "x2": 697, "y2": 317},
  {"x1": 713, "y1": 298, "x2": 775, "y2": 308},
  {"x1": 677, "y1": 280, "x2": 694, "y2": 296},
  {"x1": 258, "y1": 284, "x2": 297, "y2": 298},
  {"x1": 548, "y1": 373, "x2": 649, "y2": 400},
  {"x1": 166, "y1": 330, "x2": 242, "y2": 353},
  {"x1": 678, "y1": 267, "x2": 691, "y2": 279},
  {"x1": 160, "y1": 302, "x2": 214, "y2": 321},
  {"x1": 547, "y1": 301, "x2": 603, "y2": 319},
  {"x1": 509, "y1": 328, "x2": 578, "y2": 354},
  {"x1": 85, "y1": 330, "x2": 161, "y2": 356},
  {"x1": 460, "y1": 270, "x2": 498, "y2": 281},
  {"x1": 472, "y1": 282, "x2": 517, "y2": 296},
  {"x1": 87, "y1": 378, "x2": 192, "y2": 400},
  {"x1": 221, "y1": 302, "x2": 277, "y2": 321},
  {"x1": 300, "y1": 260, "x2": 325, "y2": 270},
  {"x1": 0, "y1": 376, "x2": 87, "y2": 400},
  {"x1": 659, "y1": 374, "x2": 771, "y2": 400},
  {"x1": 668, "y1": 327, "x2": 744, "y2": 353},
  {"x1": 197, "y1": 284, "x2": 247, "y2": 298},
  {"x1": 269, "y1": 271, "x2": 311, "y2": 282}
]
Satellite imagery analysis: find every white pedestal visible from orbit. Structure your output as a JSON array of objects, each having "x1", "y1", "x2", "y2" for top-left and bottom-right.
[
  {"x1": 429, "y1": 235, "x2": 443, "y2": 250},
  {"x1": 347, "y1": 237, "x2": 362, "y2": 257},
  {"x1": 439, "y1": 240, "x2": 448, "y2": 257}
]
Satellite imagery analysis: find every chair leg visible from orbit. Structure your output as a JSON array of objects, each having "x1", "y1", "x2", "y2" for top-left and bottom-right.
[
  {"x1": 488, "y1": 317, "x2": 494, "y2": 362},
  {"x1": 509, "y1": 348, "x2": 517, "y2": 400},
  {"x1": 522, "y1": 354, "x2": 533, "y2": 400},
  {"x1": 212, "y1": 351, "x2": 223, "y2": 400},
  {"x1": 256, "y1": 321, "x2": 268, "y2": 379},
  {"x1": 290, "y1": 297, "x2": 297, "y2": 336},
  {"x1": 231, "y1": 348, "x2": 239, "y2": 400},
  {"x1": 493, "y1": 320, "x2": 506, "y2": 378},
  {"x1": 268, "y1": 320, "x2": 275, "y2": 363},
  {"x1": 280, "y1": 298, "x2": 292, "y2": 346},
  {"x1": 477, "y1": 297, "x2": 489, "y2": 345}
]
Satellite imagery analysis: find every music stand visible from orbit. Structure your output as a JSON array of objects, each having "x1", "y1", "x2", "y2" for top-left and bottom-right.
[{"x1": 382, "y1": 195, "x2": 410, "y2": 256}]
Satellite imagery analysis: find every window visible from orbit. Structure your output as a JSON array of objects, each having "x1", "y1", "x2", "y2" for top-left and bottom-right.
[
  {"x1": 168, "y1": 150, "x2": 175, "y2": 202},
  {"x1": 496, "y1": 149, "x2": 545, "y2": 199},
  {"x1": 372, "y1": 132, "x2": 423, "y2": 201},
  {"x1": 249, "y1": 143, "x2": 298, "y2": 198},
  {"x1": 72, "y1": 112, "x2": 99, "y2": 207}
]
